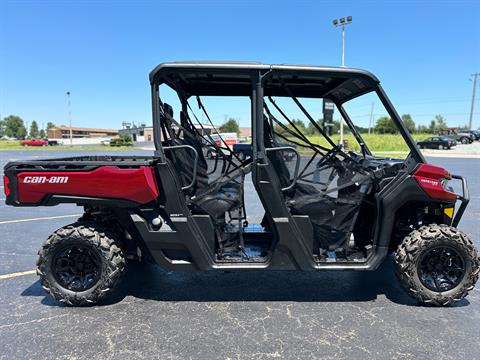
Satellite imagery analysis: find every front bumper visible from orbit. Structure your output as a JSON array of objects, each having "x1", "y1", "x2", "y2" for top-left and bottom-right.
[{"x1": 451, "y1": 174, "x2": 469, "y2": 227}]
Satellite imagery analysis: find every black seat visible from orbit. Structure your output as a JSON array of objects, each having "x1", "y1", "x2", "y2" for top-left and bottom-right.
[
  {"x1": 264, "y1": 121, "x2": 363, "y2": 251},
  {"x1": 161, "y1": 108, "x2": 243, "y2": 252}
]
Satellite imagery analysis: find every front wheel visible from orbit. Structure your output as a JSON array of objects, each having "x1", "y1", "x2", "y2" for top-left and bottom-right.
[
  {"x1": 438, "y1": 144, "x2": 444, "y2": 150},
  {"x1": 461, "y1": 137, "x2": 468, "y2": 144},
  {"x1": 394, "y1": 224, "x2": 479, "y2": 306},
  {"x1": 37, "y1": 221, "x2": 125, "y2": 306}
]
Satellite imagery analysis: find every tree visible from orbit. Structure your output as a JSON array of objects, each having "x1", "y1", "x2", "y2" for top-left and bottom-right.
[
  {"x1": 374, "y1": 116, "x2": 397, "y2": 134},
  {"x1": 29, "y1": 120, "x2": 40, "y2": 138},
  {"x1": 3, "y1": 115, "x2": 27, "y2": 139},
  {"x1": 306, "y1": 119, "x2": 323, "y2": 136},
  {"x1": 46, "y1": 122, "x2": 55, "y2": 130},
  {"x1": 434, "y1": 115, "x2": 447, "y2": 131},
  {"x1": 274, "y1": 118, "x2": 306, "y2": 137},
  {"x1": 0, "y1": 119, "x2": 5, "y2": 137},
  {"x1": 417, "y1": 124, "x2": 430, "y2": 133},
  {"x1": 428, "y1": 120, "x2": 436, "y2": 133},
  {"x1": 290, "y1": 119, "x2": 306, "y2": 133},
  {"x1": 39, "y1": 129, "x2": 46, "y2": 138},
  {"x1": 219, "y1": 118, "x2": 240, "y2": 133},
  {"x1": 401, "y1": 114, "x2": 416, "y2": 133}
]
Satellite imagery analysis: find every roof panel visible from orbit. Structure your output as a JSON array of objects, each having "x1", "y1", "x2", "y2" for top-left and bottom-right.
[{"x1": 151, "y1": 61, "x2": 380, "y2": 101}]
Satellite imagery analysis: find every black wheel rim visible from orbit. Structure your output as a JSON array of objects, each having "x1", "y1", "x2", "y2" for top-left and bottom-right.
[
  {"x1": 52, "y1": 245, "x2": 102, "y2": 291},
  {"x1": 418, "y1": 246, "x2": 465, "y2": 292}
]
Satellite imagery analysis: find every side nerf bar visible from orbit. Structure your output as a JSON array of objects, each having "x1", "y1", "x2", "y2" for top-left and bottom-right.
[{"x1": 452, "y1": 174, "x2": 469, "y2": 227}]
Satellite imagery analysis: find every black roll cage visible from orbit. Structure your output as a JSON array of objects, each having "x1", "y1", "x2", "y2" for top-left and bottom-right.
[{"x1": 149, "y1": 62, "x2": 425, "y2": 164}]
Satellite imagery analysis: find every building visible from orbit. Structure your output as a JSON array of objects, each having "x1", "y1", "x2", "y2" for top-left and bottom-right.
[
  {"x1": 118, "y1": 123, "x2": 220, "y2": 143},
  {"x1": 47, "y1": 126, "x2": 118, "y2": 139},
  {"x1": 118, "y1": 126, "x2": 154, "y2": 142},
  {"x1": 239, "y1": 127, "x2": 252, "y2": 139}
]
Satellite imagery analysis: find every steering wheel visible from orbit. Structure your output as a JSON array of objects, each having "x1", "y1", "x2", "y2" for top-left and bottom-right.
[{"x1": 316, "y1": 144, "x2": 344, "y2": 170}]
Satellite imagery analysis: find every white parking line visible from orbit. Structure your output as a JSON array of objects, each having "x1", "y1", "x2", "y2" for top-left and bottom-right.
[
  {"x1": 0, "y1": 269, "x2": 36, "y2": 280},
  {"x1": 0, "y1": 214, "x2": 82, "y2": 225}
]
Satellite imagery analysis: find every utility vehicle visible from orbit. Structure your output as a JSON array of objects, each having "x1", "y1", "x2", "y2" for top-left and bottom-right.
[{"x1": 3, "y1": 62, "x2": 478, "y2": 306}]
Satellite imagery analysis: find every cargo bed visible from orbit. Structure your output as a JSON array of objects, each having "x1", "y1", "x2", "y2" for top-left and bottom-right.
[{"x1": 3, "y1": 156, "x2": 160, "y2": 207}]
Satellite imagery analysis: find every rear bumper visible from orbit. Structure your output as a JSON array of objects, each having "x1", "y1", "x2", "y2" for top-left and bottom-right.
[{"x1": 451, "y1": 174, "x2": 469, "y2": 227}]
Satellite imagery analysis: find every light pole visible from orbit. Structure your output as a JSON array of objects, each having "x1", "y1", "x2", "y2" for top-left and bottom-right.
[
  {"x1": 469, "y1": 73, "x2": 479, "y2": 130},
  {"x1": 66, "y1": 91, "x2": 72, "y2": 145},
  {"x1": 333, "y1": 16, "x2": 353, "y2": 146},
  {"x1": 368, "y1": 102, "x2": 375, "y2": 134},
  {"x1": 332, "y1": 16, "x2": 352, "y2": 68}
]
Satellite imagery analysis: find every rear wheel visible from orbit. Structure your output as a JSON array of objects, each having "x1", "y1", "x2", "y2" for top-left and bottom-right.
[
  {"x1": 394, "y1": 224, "x2": 479, "y2": 306},
  {"x1": 37, "y1": 222, "x2": 125, "y2": 306},
  {"x1": 438, "y1": 145, "x2": 444, "y2": 150},
  {"x1": 461, "y1": 137, "x2": 468, "y2": 144}
]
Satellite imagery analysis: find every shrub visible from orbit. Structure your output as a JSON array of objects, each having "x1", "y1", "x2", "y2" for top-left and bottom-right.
[{"x1": 110, "y1": 135, "x2": 133, "y2": 147}]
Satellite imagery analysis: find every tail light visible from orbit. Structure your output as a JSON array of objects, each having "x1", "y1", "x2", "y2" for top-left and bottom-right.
[
  {"x1": 3, "y1": 176, "x2": 10, "y2": 197},
  {"x1": 414, "y1": 164, "x2": 456, "y2": 201}
]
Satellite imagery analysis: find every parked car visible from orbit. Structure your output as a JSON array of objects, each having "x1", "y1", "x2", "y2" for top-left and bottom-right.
[
  {"x1": 204, "y1": 133, "x2": 239, "y2": 159},
  {"x1": 417, "y1": 136, "x2": 456, "y2": 150},
  {"x1": 47, "y1": 140, "x2": 60, "y2": 146},
  {"x1": 233, "y1": 143, "x2": 296, "y2": 161},
  {"x1": 462, "y1": 130, "x2": 480, "y2": 141},
  {"x1": 19, "y1": 138, "x2": 48, "y2": 146},
  {"x1": 232, "y1": 143, "x2": 252, "y2": 160},
  {"x1": 438, "y1": 129, "x2": 473, "y2": 144}
]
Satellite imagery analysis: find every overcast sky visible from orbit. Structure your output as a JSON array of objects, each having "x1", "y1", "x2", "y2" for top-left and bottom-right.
[{"x1": 1, "y1": 0, "x2": 479, "y2": 129}]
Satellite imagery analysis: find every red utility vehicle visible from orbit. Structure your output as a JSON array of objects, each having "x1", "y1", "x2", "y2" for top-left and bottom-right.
[{"x1": 3, "y1": 62, "x2": 479, "y2": 307}]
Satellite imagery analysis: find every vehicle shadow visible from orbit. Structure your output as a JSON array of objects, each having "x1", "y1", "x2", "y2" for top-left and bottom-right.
[{"x1": 21, "y1": 257, "x2": 470, "y2": 308}]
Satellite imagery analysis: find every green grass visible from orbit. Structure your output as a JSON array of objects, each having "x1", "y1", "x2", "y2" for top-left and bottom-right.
[
  {"x1": 0, "y1": 140, "x2": 134, "y2": 151},
  {"x1": 1, "y1": 133, "x2": 431, "y2": 154},
  {"x1": 305, "y1": 133, "x2": 431, "y2": 152}
]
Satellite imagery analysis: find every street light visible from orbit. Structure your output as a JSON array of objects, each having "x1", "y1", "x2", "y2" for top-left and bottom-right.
[
  {"x1": 332, "y1": 16, "x2": 353, "y2": 146},
  {"x1": 332, "y1": 16, "x2": 352, "y2": 67},
  {"x1": 66, "y1": 91, "x2": 72, "y2": 146}
]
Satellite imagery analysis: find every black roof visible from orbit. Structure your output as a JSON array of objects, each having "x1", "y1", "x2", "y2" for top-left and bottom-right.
[{"x1": 149, "y1": 61, "x2": 380, "y2": 102}]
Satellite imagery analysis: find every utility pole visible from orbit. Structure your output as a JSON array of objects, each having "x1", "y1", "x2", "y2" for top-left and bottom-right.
[
  {"x1": 66, "y1": 91, "x2": 72, "y2": 145},
  {"x1": 333, "y1": 16, "x2": 353, "y2": 145},
  {"x1": 469, "y1": 73, "x2": 479, "y2": 130},
  {"x1": 368, "y1": 102, "x2": 375, "y2": 134}
]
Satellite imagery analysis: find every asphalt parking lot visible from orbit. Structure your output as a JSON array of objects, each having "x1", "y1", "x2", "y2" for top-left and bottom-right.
[{"x1": 0, "y1": 150, "x2": 479, "y2": 359}]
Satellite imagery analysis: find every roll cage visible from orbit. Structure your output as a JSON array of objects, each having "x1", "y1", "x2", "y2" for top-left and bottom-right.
[
  {"x1": 150, "y1": 61, "x2": 424, "y2": 163},
  {"x1": 144, "y1": 61, "x2": 430, "y2": 270}
]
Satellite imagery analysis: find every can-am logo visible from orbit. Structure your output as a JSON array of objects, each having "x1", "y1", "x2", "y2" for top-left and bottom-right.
[
  {"x1": 23, "y1": 176, "x2": 69, "y2": 184},
  {"x1": 419, "y1": 178, "x2": 439, "y2": 186}
]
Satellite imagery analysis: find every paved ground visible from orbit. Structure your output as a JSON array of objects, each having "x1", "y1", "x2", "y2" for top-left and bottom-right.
[{"x1": 0, "y1": 150, "x2": 479, "y2": 359}]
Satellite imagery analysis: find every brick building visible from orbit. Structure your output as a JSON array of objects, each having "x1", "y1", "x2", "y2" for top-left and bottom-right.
[{"x1": 47, "y1": 126, "x2": 118, "y2": 139}]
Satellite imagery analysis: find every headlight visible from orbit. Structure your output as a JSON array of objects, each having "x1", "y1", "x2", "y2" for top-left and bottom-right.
[{"x1": 440, "y1": 178, "x2": 453, "y2": 192}]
